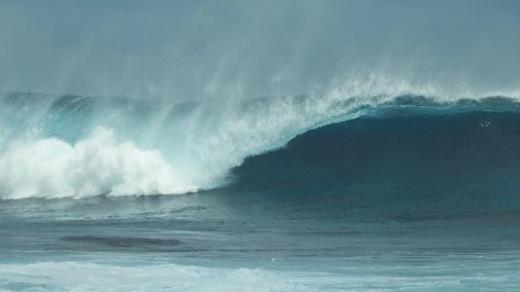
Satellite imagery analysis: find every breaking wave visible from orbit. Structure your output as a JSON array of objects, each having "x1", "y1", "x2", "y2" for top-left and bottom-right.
[{"x1": 1, "y1": 86, "x2": 519, "y2": 199}]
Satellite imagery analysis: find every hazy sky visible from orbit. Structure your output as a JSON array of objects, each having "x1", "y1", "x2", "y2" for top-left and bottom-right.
[{"x1": 1, "y1": 0, "x2": 519, "y2": 99}]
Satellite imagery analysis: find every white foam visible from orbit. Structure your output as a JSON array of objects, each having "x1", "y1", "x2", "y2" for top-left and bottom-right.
[
  {"x1": 0, "y1": 261, "x2": 304, "y2": 292},
  {"x1": 0, "y1": 127, "x2": 198, "y2": 199}
]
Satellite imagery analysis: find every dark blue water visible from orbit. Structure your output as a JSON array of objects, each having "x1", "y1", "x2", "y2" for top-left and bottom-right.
[{"x1": 1, "y1": 103, "x2": 520, "y2": 291}]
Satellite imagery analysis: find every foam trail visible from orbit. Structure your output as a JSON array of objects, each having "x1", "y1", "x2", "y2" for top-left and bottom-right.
[{"x1": 0, "y1": 262, "x2": 303, "y2": 291}]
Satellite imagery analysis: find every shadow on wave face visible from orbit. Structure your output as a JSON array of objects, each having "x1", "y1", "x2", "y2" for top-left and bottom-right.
[{"x1": 228, "y1": 110, "x2": 520, "y2": 220}]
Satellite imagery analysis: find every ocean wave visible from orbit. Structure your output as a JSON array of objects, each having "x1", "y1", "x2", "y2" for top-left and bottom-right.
[{"x1": 1, "y1": 89, "x2": 520, "y2": 199}]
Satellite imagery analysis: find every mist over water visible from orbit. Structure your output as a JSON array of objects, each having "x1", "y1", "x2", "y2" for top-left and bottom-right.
[{"x1": 1, "y1": 0, "x2": 520, "y2": 99}]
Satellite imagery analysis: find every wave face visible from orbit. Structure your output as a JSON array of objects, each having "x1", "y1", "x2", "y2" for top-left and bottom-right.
[
  {"x1": 1, "y1": 91, "x2": 520, "y2": 199},
  {"x1": 231, "y1": 108, "x2": 520, "y2": 219}
]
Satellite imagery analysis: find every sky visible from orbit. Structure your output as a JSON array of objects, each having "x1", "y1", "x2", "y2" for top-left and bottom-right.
[{"x1": 0, "y1": 0, "x2": 519, "y2": 99}]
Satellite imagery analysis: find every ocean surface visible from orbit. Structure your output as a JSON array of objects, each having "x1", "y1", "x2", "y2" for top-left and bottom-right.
[{"x1": 1, "y1": 93, "x2": 520, "y2": 291}]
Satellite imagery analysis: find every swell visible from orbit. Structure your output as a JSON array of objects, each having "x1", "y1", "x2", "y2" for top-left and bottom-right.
[
  {"x1": 230, "y1": 109, "x2": 520, "y2": 218},
  {"x1": 1, "y1": 91, "x2": 520, "y2": 199}
]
